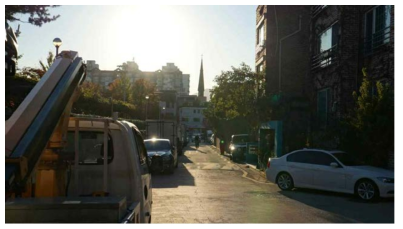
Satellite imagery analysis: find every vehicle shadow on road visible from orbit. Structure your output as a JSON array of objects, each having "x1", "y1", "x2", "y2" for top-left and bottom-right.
[
  {"x1": 279, "y1": 188, "x2": 394, "y2": 223},
  {"x1": 152, "y1": 146, "x2": 196, "y2": 188}
]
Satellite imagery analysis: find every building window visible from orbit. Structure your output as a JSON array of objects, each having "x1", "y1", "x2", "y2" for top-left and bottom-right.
[
  {"x1": 317, "y1": 88, "x2": 331, "y2": 127},
  {"x1": 257, "y1": 24, "x2": 265, "y2": 46},
  {"x1": 181, "y1": 117, "x2": 189, "y2": 122},
  {"x1": 364, "y1": 5, "x2": 392, "y2": 55},
  {"x1": 318, "y1": 23, "x2": 339, "y2": 53},
  {"x1": 194, "y1": 110, "x2": 196, "y2": 113},
  {"x1": 256, "y1": 64, "x2": 264, "y2": 73},
  {"x1": 312, "y1": 22, "x2": 339, "y2": 69},
  {"x1": 193, "y1": 118, "x2": 200, "y2": 122}
]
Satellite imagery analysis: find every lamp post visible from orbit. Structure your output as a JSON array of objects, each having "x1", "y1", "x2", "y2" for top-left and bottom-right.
[
  {"x1": 145, "y1": 95, "x2": 149, "y2": 120},
  {"x1": 53, "y1": 38, "x2": 62, "y2": 56}
]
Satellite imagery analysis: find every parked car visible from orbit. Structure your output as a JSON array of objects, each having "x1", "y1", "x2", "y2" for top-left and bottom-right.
[
  {"x1": 266, "y1": 148, "x2": 394, "y2": 201},
  {"x1": 145, "y1": 138, "x2": 178, "y2": 174},
  {"x1": 229, "y1": 134, "x2": 250, "y2": 161}
]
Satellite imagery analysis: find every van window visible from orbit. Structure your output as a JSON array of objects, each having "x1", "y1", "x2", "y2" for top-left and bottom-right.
[
  {"x1": 132, "y1": 128, "x2": 148, "y2": 166},
  {"x1": 65, "y1": 131, "x2": 114, "y2": 165}
]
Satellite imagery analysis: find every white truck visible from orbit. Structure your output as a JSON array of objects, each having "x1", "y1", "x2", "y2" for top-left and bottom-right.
[
  {"x1": 5, "y1": 51, "x2": 152, "y2": 223},
  {"x1": 145, "y1": 120, "x2": 178, "y2": 150}
]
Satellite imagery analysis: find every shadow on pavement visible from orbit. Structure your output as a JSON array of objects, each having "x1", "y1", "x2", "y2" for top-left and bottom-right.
[
  {"x1": 279, "y1": 188, "x2": 394, "y2": 223},
  {"x1": 152, "y1": 146, "x2": 196, "y2": 188}
]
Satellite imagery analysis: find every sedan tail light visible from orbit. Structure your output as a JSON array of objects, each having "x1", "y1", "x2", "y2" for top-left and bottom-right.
[{"x1": 267, "y1": 158, "x2": 271, "y2": 168}]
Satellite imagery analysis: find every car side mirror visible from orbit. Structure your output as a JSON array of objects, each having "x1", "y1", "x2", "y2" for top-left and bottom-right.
[{"x1": 330, "y1": 162, "x2": 339, "y2": 168}]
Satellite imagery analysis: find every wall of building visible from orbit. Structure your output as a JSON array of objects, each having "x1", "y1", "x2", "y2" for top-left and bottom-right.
[
  {"x1": 83, "y1": 61, "x2": 190, "y2": 95},
  {"x1": 255, "y1": 5, "x2": 312, "y2": 153},
  {"x1": 179, "y1": 107, "x2": 206, "y2": 131}
]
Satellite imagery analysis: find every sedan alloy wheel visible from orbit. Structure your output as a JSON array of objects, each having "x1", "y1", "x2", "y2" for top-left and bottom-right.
[
  {"x1": 277, "y1": 173, "x2": 293, "y2": 191},
  {"x1": 356, "y1": 180, "x2": 378, "y2": 201}
]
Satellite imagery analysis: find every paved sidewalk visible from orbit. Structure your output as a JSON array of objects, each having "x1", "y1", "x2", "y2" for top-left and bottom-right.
[{"x1": 207, "y1": 145, "x2": 270, "y2": 184}]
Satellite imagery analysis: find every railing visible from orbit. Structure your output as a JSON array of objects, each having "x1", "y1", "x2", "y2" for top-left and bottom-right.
[
  {"x1": 363, "y1": 26, "x2": 392, "y2": 56},
  {"x1": 311, "y1": 46, "x2": 338, "y2": 70},
  {"x1": 312, "y1": 5, "x2": 327, "y2": 18}
]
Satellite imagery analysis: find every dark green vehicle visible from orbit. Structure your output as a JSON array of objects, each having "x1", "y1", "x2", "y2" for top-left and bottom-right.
[{"x1": 229, "y1": 134, "x2": 250, "y2": 162}]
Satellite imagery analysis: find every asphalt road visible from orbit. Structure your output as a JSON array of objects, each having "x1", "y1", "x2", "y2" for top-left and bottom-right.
[{"x1": 151, "y1": 143, "x2": 394, "y2": 223}]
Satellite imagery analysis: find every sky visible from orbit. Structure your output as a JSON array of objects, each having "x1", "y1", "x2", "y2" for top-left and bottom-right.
[{"x1": 11, "y1": 5, "x2": 257, "y2": 95}]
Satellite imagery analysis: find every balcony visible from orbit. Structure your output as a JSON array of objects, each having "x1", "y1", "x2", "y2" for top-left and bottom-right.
[
  {"x1": 311, "y1": 5, "x2": 327, "y2": 18},
  {"x1": 363, "y1": 26, "x2": 392, "y2": 56},
  {"x1": 311, "y1": 46, "x2": 338, "y2": 70}
]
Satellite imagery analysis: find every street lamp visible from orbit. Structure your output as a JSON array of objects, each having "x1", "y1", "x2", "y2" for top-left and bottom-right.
[
  {"x1": 53, "y1": 38, "x2": 62, "y2": 56},
  {"x1": 145, "y1": 95, "x2": 149, "y2": 120}
]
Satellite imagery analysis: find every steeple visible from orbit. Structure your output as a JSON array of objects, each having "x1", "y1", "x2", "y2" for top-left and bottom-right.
[{"x1": 198, "y1": 56, "x2": 204, "y2": 98}]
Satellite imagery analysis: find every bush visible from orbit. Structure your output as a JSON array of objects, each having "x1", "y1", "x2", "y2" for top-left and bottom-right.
[{"x1": 72, "y1": 93, "x2": 141, "y2": 120}]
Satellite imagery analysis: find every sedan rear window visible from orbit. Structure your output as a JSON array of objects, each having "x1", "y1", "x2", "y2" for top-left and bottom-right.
[{"x1": 144, "y1": 140, "x2": 171, "y2": 151}]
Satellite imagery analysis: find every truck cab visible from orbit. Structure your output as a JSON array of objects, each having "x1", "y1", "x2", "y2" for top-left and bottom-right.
[{"x1": 5, "y1": 51, "x2": 152, "y2": 223}]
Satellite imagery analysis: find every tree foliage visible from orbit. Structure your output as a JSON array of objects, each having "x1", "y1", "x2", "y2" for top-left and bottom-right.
[
  {"x1": 204, "y1": 63, "x2": 265, "y2": 141},
  {"x1": 5, "y1": 5, "x2": 60, "y2": 27},
  {"x1": 39, "y1": 51, "x2": 54, "y2": 72},
  {"x1": 131, "y1": 78, "x2": 159, "y2": 119},
  {"x1": 340, "y1": 74, "x2": 394, "y2": 168},
  {"x1": 108, "y1": 74, "x2": 131, "y2": 102}
]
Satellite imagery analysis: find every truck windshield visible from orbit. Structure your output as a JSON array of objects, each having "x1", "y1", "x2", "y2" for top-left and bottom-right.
[
  {"x1": 232, "y1": 135, "x2": 250, "y2": 144},
  {"x1": 144, "y1": 140, "x2": 171, "y2": 151}
]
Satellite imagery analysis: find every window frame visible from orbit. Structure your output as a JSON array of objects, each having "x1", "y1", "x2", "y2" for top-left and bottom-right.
[
  {"x1": 131, "y1": 127, "x2": 150, "y2": 173},
  {"x1": 257, "y1": 24, "x2": 265, "y2": 46},
  {"x1": 287, "y1": 151, "x2": 313, "y2": 164},
  {"x1": 317, "y1": 21, "x2": 339, "y2": 54},
  {"x1": 364, "y1": 5, "x2": 392, "y2": 54},
  {"x1": 310, "y1": 151, "x2": 340, "y2": 167},
  {"x1": 317, "y1": 88, "x2": 331, "y2": 127},
  {"x1": 65, "y1": 130, "x2": 114, "y2": 166}
]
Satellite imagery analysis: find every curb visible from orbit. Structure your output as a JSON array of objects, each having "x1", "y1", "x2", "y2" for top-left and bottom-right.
[{"x1": 208, "y1": 145, "x2": 272, "y2": 185}]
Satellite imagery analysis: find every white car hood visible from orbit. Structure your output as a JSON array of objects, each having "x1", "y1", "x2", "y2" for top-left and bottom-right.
[{"x1": 349, "y1": 166, "x2": 394, "y2": 177}]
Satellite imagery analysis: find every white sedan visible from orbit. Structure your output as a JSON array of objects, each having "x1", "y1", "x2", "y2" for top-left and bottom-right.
[{"x1": 265, "y1": 149, "x2": 394, "y2": 201}]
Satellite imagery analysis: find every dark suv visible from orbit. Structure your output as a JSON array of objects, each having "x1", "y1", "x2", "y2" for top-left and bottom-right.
[{"x1": 229, "y1": 134, "x2": 250, "y2": 162}]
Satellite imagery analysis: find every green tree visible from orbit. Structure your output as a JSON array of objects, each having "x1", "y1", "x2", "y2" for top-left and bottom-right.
[
  {"x1": 131, "y1": 78, "x2": 158, "y2": 118},
  {"x1": 204, "y1": 63, "x2": 262, "y2": 141},
  {"x1": 80, "y1": 81, "x2": 104, "y2": 98},
  {"x1": 340, "y1": 74, "x2": 394, "y2": 168},
  {"x1": 108, "y1": 74, "x2": 131, "y2": 102},
  {"x1": 5, "y1": 5, "x2": 60, "y2": 27},
  {"x1": 39, "y1": 51, "x2": 54, "y2": 73}
]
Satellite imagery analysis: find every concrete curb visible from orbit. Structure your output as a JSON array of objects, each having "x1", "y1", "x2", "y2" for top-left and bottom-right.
[{"x1": 208, "y1": 145, "x2": 272, "y2": 185}]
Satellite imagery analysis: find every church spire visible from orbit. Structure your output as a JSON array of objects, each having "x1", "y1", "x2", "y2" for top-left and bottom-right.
[{"x1": 198, "y1": 55, "x2": 204, "y2": 98}]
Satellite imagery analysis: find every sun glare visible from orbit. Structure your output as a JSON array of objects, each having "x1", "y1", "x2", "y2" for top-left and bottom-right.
[{"x1": 107, "y1": 6, "x2": 188, "y2": 71}]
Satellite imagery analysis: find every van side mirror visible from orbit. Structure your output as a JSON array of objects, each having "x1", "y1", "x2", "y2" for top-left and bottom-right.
[{"x1": 330, "y1": 162, "x2": 339, "y2": 168}]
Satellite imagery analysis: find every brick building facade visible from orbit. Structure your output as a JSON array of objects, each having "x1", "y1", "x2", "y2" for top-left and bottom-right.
[
  {"x1": 255, "y1": 5, "x2": 312, "y2": 153},
  {"x1": 256, "y1": 5, "x2": 394, "y2": 155},
  {"x1": 310, "y1": 5, "x2": 394, "y2": 132}
]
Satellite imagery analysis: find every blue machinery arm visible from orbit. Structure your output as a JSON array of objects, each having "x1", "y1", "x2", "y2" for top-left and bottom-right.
[{"x1": 5, "y1": 51, "x2": 86, "y2": 194}]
